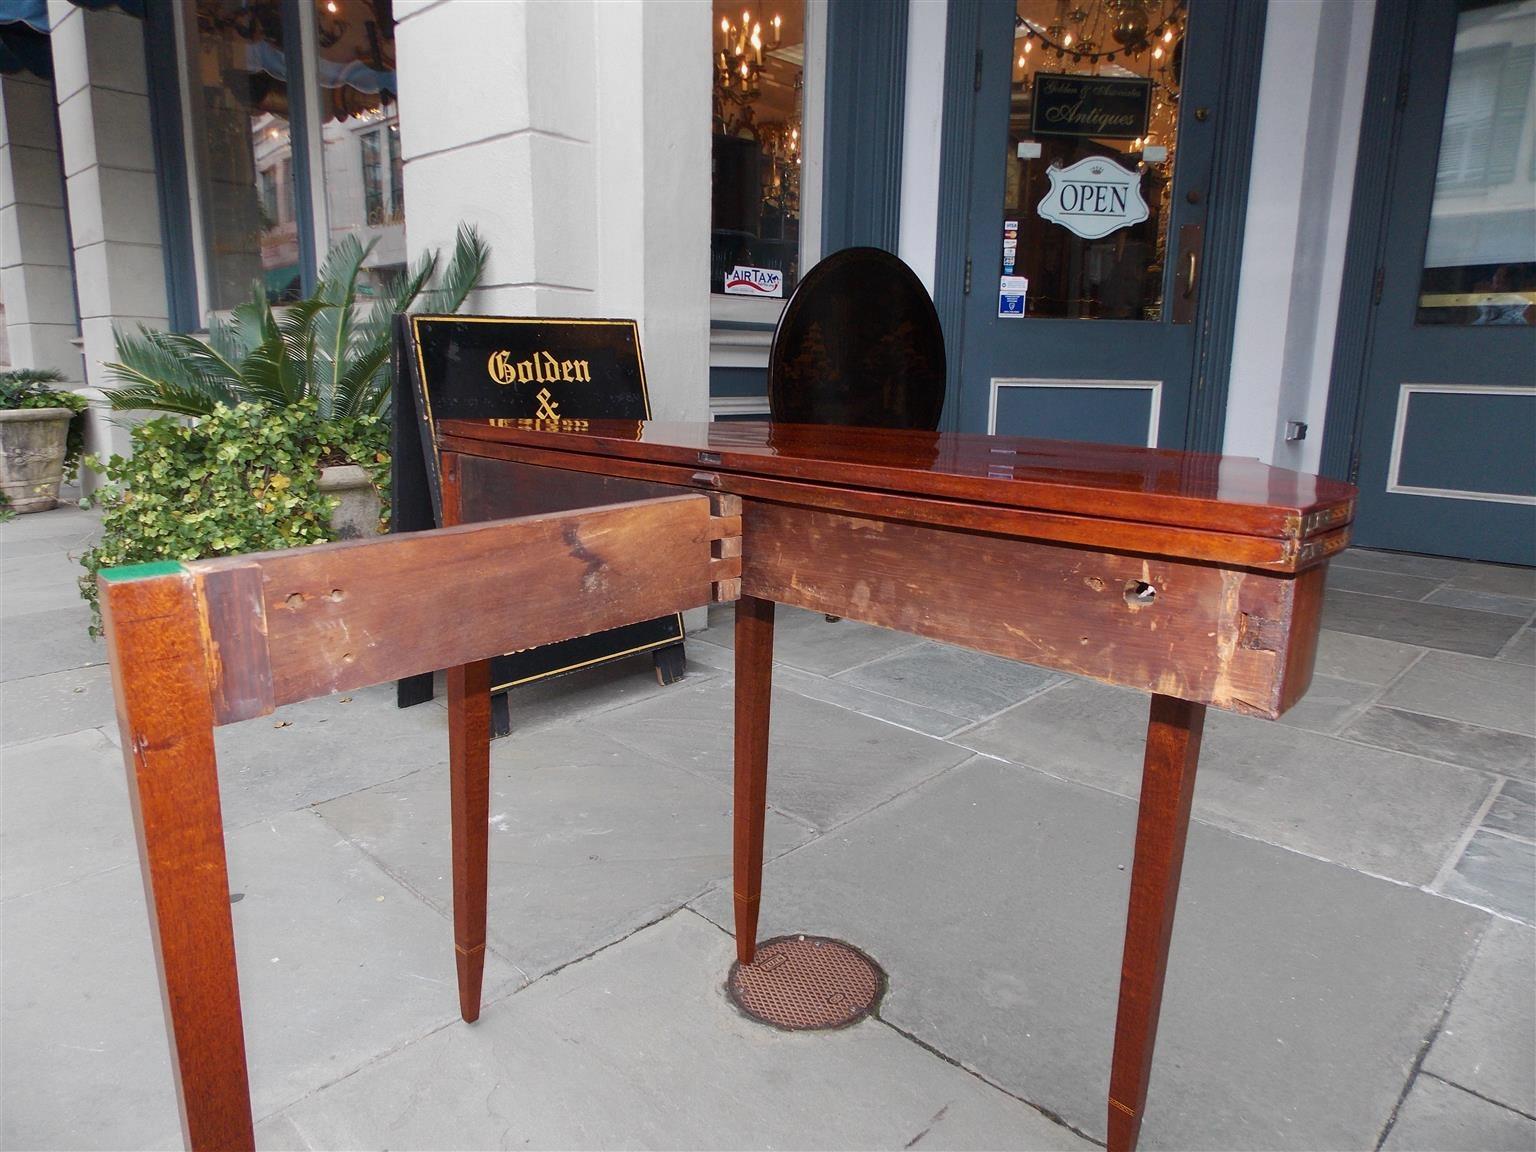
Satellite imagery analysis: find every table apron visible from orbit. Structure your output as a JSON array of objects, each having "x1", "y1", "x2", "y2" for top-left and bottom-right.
[
  {"x1": 443, "y1": 447, "x2": 1327, "y2": 719},
  {"x1": 741, "y1": 499, "x2": 1324, "y2": 719}
]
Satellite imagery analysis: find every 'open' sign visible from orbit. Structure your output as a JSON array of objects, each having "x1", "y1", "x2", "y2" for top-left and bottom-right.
[{"x1": 1037, "y1": 157, "x2": 1149, "y2": 241}]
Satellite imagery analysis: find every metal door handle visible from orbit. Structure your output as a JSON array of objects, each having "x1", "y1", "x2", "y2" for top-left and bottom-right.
[{"x1": 1172, "y1": 223, "x2": 1202, "y2": 324}]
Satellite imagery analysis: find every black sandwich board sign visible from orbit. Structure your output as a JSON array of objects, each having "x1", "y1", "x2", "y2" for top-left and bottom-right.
[{"x1": 392, "y1": 314, "x2": 685, "y2": 726}]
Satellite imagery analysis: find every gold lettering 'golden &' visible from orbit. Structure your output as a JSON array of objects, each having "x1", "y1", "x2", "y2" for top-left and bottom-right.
[
  {"x1": 486, "y1": 349, "x2": 592, "y2": 386},
  {"x1": 486, "y1": 349, "x2": 515, "y2": 385}
]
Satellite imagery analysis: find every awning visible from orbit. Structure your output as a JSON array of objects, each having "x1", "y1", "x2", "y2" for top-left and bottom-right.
[
  {"x1": 0, "y1": 0, "x2": 47, "y2": 34},
  {"x1": 0, "y1": 0, "x2": 144, "y2": 79},
  {"x1": 247, "y1": 38, "x2": 398, "y2": 99}
]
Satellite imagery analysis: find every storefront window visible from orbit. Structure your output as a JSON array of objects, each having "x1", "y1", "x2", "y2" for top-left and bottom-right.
[
  {"x1": 711, "y1": 0, "x2": 805, "y2": 300},
  {"x1": 1417, "y1": 0, "x2": 1536, "y2": 326},
  {"x1": 186, "y1": 0, "x2": 303, "y2": 309},
  {"x1": 314, "y1": 0, "x2": 406, "y2": 298},
  {"x1": 179, "y1": 0, "x2": 403, "y2": 317},
  {"x1": 1001, "y1": 0, "x2": 1186, "y2": 320}
]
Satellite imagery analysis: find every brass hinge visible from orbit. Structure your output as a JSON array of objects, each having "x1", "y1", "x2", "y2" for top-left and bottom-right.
[
  {"x1": 964, "y1": 256, "x2": 973, "y2": 294},
  {"x1": 974, "y1": 49, "x2": 983, "y2": 92}
]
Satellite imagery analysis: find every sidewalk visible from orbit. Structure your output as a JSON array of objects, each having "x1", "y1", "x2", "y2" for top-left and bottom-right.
[{"x1": 2, "y1": 503, "x2": 1533, "y2": 1151}]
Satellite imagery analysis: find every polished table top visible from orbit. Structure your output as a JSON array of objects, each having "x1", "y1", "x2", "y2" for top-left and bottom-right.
[{"x1": 440, "y1": 418, "x2": 1357, "y2": 566}]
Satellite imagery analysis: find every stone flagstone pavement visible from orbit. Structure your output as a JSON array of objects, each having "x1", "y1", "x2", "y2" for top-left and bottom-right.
[{"x1": 2, "y1": 503, "x2": 1533, "y2": 1151}]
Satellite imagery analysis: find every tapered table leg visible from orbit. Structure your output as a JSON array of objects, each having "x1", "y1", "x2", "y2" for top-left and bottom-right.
[
  {"x1": 733, "y1": 596, "x2": 775, "y2": 965},
  {"x1": 1107, "y1": 694, "x2": 1207, "y2": 1152},
  {"x1": 100, "y1": 570, "x2": 254, "y2": 1152},
  {"x1": 448, "y1": 658, "x2": 492, "y2": 1022}
]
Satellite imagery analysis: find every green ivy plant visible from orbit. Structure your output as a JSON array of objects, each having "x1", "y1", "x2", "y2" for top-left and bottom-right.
[
  {"x1": 78, "y1": 400, "x2": 389, "y2": 636},
  {"x1": 0, "y1": 368, "x2": 90, "y2": 522},
  {"x1": 100, "y1": 225, "x2": 488, "y2": 420}
]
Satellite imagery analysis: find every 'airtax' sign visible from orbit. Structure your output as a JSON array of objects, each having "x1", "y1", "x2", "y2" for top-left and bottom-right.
[{"x1": 1036, "y1": 156, "x2": 1149, "y2": 241}]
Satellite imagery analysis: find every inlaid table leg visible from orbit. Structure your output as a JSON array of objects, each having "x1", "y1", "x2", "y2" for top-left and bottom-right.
[
  {"x1": 100, "y1": 569, "x2": 254, "y2": 1152},
  {"x1": 1107, "y1": 694, "x2": 1207, "y2": 1152},
  {"x1": 733, "y1": 595, "x2": 775, "y2": 964},
  {"x1": 448, "y1": 658, "x2": 492, "y2": 1022}
]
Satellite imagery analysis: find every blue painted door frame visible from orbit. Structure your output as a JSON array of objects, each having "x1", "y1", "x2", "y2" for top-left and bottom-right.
[
  {"x1": 1324, "y1": 0, "x2": 1535, "y2": 565},
  {"x1": 821, "y1": 0, "x2": 908, "y2": 254}
]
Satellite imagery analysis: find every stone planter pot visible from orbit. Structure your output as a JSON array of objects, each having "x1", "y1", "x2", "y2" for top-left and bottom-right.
[
  {"x1": 319, "y1": 463, "x2": 382, "y2": 540},
  {"x1": 0, "y1": 406, "x2": 73, "y2": 514}
]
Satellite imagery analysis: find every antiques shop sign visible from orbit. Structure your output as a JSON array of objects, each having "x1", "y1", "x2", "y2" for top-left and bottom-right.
[
  {"x1": 1030, "y1": 72, "x2": 1151, "y2": 140},
  {"x1": 1037, "y1": 156, "x2": 1149, "y2": 240}
]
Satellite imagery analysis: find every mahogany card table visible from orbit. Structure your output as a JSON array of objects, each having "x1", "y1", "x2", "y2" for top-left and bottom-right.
[
  {"x1": 100, "y1": 418, "x2": 1354, "y2": 1152},
  {"x1": 437, "y1": 418, "x2": 1356, "y2": 1152}
]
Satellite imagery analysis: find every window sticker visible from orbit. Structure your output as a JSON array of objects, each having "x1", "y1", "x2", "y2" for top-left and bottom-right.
[{"x1": 724, "y1": 266, "x2": 785, "y2": 297}]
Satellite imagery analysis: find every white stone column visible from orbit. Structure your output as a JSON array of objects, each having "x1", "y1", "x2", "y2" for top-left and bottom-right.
[
  {"x1": 628, "y1": 0, "x2": 710, "y2": 422},
  {"x1": 1224, "y1": 0, "x2": 1375, "y2": 472},
  {"x1": 0, "y1": 70, "x2": 81, "y2": 379},
  {"x1": 48, "y1": 0, "x2": 168, "y2": 476},
  {"x1": 395, "y1": 0, "x2": 710, "y2": 422}
]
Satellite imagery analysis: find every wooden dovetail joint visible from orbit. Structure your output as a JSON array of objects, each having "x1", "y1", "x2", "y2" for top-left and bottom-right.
[
  {"x1": 708, "y1": 515, "x2": 744, "y2": 541},
  {"x1": 707, "y1": 492, "x2": 742, "y2": 516},
  {"x1": 710, "y1": 547, "x2": 743, "y2": 602},
  {"x1": 708, "y1": 497, "x2": 744, "y2": 603}
]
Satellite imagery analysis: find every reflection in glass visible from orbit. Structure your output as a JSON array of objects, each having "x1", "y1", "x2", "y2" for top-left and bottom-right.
[
  {"x1": 1002, "y1": 0, "x2": 1186, "y2": 320},
  {"x1": 187, "y1": 1, "x2": 302, "y2": 310},
  {"x1": 185, "y1": 0, "x2": 404, "y2": 315},
  {"x1": 1418, "y1": 0, "x2": 1536, "y2": 326},
  {"x1": 711, "y1": 0, "x2": 804, "y2": 297},
  {"x1": 314, "y1": 0, "x2": 405, "y2": 298}
]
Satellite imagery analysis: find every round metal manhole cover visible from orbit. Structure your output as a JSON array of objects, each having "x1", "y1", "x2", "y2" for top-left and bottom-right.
[{"x1": 727, "y1": 935, "x2": 885, "y2": 1031}]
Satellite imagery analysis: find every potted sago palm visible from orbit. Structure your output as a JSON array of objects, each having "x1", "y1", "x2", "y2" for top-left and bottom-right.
[{"x1": 99, "y1": 226, "x2": 487, "y2": 537}]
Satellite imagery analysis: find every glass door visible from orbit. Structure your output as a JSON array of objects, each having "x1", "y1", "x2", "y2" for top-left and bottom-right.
[{"x1": 952, "y1": 0, "x2": 1233, "y2": 446}]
